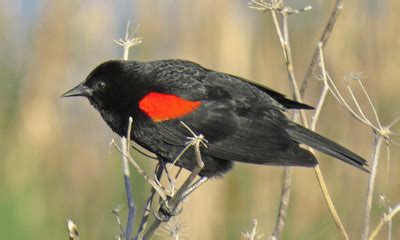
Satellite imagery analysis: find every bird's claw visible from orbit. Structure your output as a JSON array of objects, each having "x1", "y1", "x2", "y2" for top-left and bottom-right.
[{"x1": 154, "y1": 199, "x2": 183, "y2": 222}]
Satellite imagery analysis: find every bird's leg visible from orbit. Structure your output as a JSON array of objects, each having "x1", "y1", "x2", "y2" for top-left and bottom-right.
[
  {"x1": 175, "y1": 167, "x2": 183, "y2": 179},
  {"x1": 160, "y1": 160, "x2": 179, "y2": 196},
  {"x1": 157, "y1": 131, "x2": 206, "y2": 219},
  {"x1": 143, "y1": 124, "x2": 207, "y2": 240},
  {"x1": 153, "y1": 160, "x2": 175, "y2": 196},
  {"x1": 169, "y1": 167, "x2": 183, "y2": 196}
]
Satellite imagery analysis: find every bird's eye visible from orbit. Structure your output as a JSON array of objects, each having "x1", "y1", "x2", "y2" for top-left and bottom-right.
[{"x1": 96, "y1": 81, "x2": 106, "y2": 89}]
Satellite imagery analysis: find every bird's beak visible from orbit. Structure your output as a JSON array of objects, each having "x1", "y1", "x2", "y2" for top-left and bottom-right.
[{"x1": 61, "y1": 83, "x2": 91, "y2": 98}]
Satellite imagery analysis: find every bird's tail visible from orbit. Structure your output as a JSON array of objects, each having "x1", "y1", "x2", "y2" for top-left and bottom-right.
[{"x1": 286, "y1": 123, "x2": 369, "y2": 172}]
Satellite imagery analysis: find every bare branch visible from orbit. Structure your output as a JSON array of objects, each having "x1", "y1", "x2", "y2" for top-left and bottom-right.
[
  {"x1": 114, "y1": 22, "x2": 143, "y2": 61},
  {"x1": 346, "y1": 84, "x2": 373, "y2": 127},
  {"x1": 248, "y1": 0, "x2": 312, "y2": 15},
  {"x1": 250, "y1": 2, "x2": 349, "y2": 238},
  {"x1": 268, "y1": 10, "x2": 298, "y2": 238},
  {"x1": 123, "y1": 117, "x2": 136, "y2": 240},
  {"x1": 157, "y1": 217, "x2": 186, "y2": 240},
  {"x1": 271, "y1": 167, "x2": 292, "y2": 239},
  {"x1": 249, "y1": 2, "x2": 349, "y2": 239},
  {"x1": 310, "y1": 43, "x2": 329, "y2": 131},
  {"x1": 369, "y1": 204, "x2": 400, "y2": 240},
  {"x1": 387, "y1": 116, "x2": 400, "y2": 128},
  {"x1": 242, "y1": 219, "x2": 264, "y2": 240},
  {"x1": 356, "y1": 78, "x2": 383, "y2": 129},
  {"x1": 323, "y1": 70, "x2": 399, "y2": 240},
  {"x1": 114, "y1": 22, "x2": 143, "y2": 240},
  {"x1": 136, "y1": 164, "x2": 164, "y2": 240},
  {"x1": 362, "y1": 134, "x2": 384, "y2": 240},
  {"x1": 326, "y1": 73, "x2": 378, "y2": 130},
  {"x1": 112, "y1": 204, "x2": 126, "y2": 239},
  {"x1": 111, "y1": 139, "x2": 168, "y2": 201},
  {"x1": 142, "y1": 127, "x2": 207, "y2": 240},
  {"x1": 300, "y1": 0, "x2": 344, "y2": 97}
]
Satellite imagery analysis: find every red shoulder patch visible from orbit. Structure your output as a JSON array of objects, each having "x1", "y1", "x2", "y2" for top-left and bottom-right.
[{"x1": 139, "y1": 92, "x2": 201, "y2": 122}]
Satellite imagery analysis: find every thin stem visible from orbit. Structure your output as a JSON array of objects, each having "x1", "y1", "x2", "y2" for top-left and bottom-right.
[
  {"x1": 346, "y1": 85, "x2": 373, "y2": 126},
  {"x1": 362, "y1": 134, "x2": 384, "y2": 240},
  {"x1": 112, "y1": 205, "x2": 125, "y2": 238},
  {"x1": 124, "y1": 117, "x2": 135, "y2": 240},
  {"x1": 369, "y1": 204, "x2": 400, "y2": 240},
  {"x1": 289, "y1": 31, "x2": 349, "y2": 240},
  {"x1": 114, "y1": 22, "x2": 143, "y2": 61},
  {"x1": 181, "y1": 176, "x2": 208, "y2": 200},
  {"x1": 271, "y1": 11, "x2": 285, "y2": 49},
  {"x1": 142, "y1": 133, "x2": 206, "y2": 240},
  {"x1": 114, "y1": 22, "x2": 142, "y2": 240},
  {"x1": 388, "y1": 210, "x2": 392, "y2": 240},
  {"x1": 387, "y1": 116, "x2": 400, "y2": 128},
  {"x1": 269, "y1": 7, "x2": 348, "y2": 239},
  {"x1": 111, "y1": 140, "x2": 168, "y2": 201},
  {"x1": 271, "y1": 167, "x2": 292, "y2": 239},
  {"x1": 357, "y1": 80, "x2": 383, "y2": 129},
  {"x1": 250, "y1": 219, "x2": 258, "y2": 240},
  {"x1": 385, "y1": 142, "x2": 390, "y2": 184},
  {"x1": 307, "y1": 45, "x2": 349, "y2": 240},
  {"x1": 310, "y1": 43, "x2": 329, "y2": 131},
  {"x1": 300, "y1": 0, "x2": 344, "y2": 97},
  {"x1": 131, "y1": 144, "x2": 158, "y2": 159},
  {"x1": 270, "y1": 10, "x2": 295, "y2": 239},
  {"x1": 66, "y1": 220, "x2": 80, "y2": 240},
  {"x1": 135, "y1": 164, "x2": 164, "y2": 240},
  {"x1": 123, "y1": 171, "x2": 135, "y2": 240},
  {"x1": 314, "y1": 165, "x2": 349, "y2": 240},
  {"x1": 327, "y1": 74, "x2": 378, "y2": 131},
  {"x1": 272, "y1": 6, "x2": 348, "y2": 239}
]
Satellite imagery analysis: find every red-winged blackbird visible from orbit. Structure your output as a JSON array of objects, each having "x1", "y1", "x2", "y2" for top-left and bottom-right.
[{"x1": 62, "y1": 59, "x2": 368, "y2": 177}]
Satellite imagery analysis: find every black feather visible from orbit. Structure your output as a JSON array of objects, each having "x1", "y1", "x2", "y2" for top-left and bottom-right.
[{"x1": 286, "y1": 123, "x2": 369, "y2": 172}]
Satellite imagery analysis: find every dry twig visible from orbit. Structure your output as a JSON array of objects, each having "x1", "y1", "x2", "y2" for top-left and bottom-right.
[
  {"x1": 66, "y1": 220, "x2": 80, "y2": 240},
  {"x1": 300, "y1": 0, "x2": 344, "y2": 97},
  {"x1": 142, "y1": 123, "x2": 207, "y2": 240},
  {"x1": 249, "y1": 1, "x2": 349, "y2": 239},
  {"x1": 157, "y1": 217, "x2": 187, "y2": 240},
  {"x1": 112, "y1": 204, "x2": 126, "y2": 239},
  {"x1": 136, "y1": 164, "x2": 164, "y2": 239},
  {"x1": 114, "y1": 22, "x2": 143, "y2": 61},
  {"x1": 313, "y1": 64, "x2": 400, "y2": 240},
  {"x1": 242, "y1": 219, "x2": 264, "y2": 240},
  {"x1": 308, "y1": 46, "x2": 349, "y2": 240},
  {"x1": 325, "y1": 72, "x2": 400, "y2": 240},
  {"x1": 369, "y1": 204, "x2": 400, "y2": 240},
  {"x1": 111, "y1": 139, "x2": 169, "y2": 201}
]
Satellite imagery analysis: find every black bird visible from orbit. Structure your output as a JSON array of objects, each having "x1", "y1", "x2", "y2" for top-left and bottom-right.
[{"x1": 62, "y1": 59, "x2": 368, "y2": 177}]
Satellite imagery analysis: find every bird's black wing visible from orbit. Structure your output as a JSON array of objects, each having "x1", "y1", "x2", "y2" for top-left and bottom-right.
[
  {"x1": 147, "y1": 59, "x2": 313, "y2": 110},
  {"x1": 142, "y1": 60, "x2": 366, "y2": 172},
  {"x1": 141, "y1": 60, "x2": 315, "y2": 166},
  {"x1": 229, "y1": 74, "x2": 314, "y2": 110},
  {"x1": 155, "y1": 100, "x2": 317, "y2": 167}
]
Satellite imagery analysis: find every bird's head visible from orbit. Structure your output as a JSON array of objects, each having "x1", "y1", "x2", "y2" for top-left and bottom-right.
[{"x1": 61, "y1": 60, "x2": 142, "y2": 112}]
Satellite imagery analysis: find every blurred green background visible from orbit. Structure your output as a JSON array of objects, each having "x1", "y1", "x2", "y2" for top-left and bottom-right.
[{"x1": 1, "y1": 0, "x2": 399, "y2": 239}]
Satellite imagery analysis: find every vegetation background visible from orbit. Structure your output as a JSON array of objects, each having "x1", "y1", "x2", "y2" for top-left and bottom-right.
[{"x1": 1, "y1": 0, "x2": 399, "y2": 239}]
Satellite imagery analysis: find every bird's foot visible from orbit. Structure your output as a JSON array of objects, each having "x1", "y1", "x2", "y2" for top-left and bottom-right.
[{"x1": 154, "y1": 198, "x2": 183, "y2": 222}]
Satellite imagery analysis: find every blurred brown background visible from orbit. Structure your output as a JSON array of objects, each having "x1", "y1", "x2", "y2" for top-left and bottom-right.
[{"x1": 1, "y1": 0, "x2": 399, "y2": 239}]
